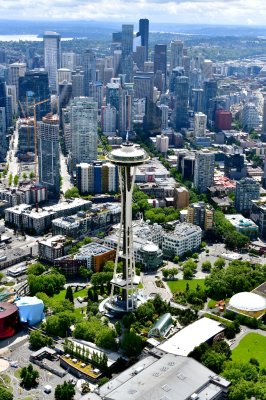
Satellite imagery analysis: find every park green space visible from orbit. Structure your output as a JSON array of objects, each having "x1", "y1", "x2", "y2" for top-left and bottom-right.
[
  {"x1": 232, "y1": 333, "x2": 266, "y2": 369},
  {"x1": 52, "y1": 287, "x2": 88, "y2": 301},
  {"x1": 167, "y1": 279, "x2": 206, "y2": 293}
]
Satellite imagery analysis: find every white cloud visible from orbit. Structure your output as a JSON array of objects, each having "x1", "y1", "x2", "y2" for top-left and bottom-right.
[{"x1": 0, "y1": 0, "x2": 266, "y2": 25}]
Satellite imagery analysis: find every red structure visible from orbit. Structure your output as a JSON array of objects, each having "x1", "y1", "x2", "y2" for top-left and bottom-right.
[
  {"x1": 0, "y1": 302, "x2": 19, "y2": 339},
  {"x1": 215, "y1": 110, "x2": 232, "y2": 130}
]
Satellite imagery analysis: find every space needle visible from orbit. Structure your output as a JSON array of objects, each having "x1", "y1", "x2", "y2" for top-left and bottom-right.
[{"x1": 104, "y1": 138, "x2": 149, "y2": 313}]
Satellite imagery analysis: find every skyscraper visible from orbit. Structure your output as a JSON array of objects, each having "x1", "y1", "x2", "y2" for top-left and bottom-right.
[
  {"x1": 172, "y1": 76, "x2": 189, "y2": 130},
  {"x1": 37, "y1": 114, "x2": 60, "y2": 198},
  {"x1": 154, "y1": 44, "x2": 167, "y2": 90},
  {"x1": 121, "y1": 25, "x2": 134, "y2": 57},
  {"x1": 203, "y1": 79, "x2": 217, "y2": 117},
  {"x1": 43, "y1": 31, "x2": 61, "y2": 93},
  {"x1": 18, "y1": 70, "x2": 50, "y2": 121},
  {"x1": 83, "y1": 49, "x2": 96, "y2": 96},
  {"x1": 69, "y1": 97, "x2": 98, "y2": 169},
  {"x1": 194, "y1": 151, "x2": 215, "y2": 193},
  {"x1": 119, "y1": 88, "x2": 133, "y2": 135},
  {"x1": 138, "y1": 19, "x2": 149, "y2": 61},
  {"x1": 170, "y1": 40, "x2": 183, "y2": 73},
  {"x1": 194, "y1": 112, "x2": 207, "y2": 138},
  {"x1": 235, "y1": 178, "x2": 260, "y2": 213}
]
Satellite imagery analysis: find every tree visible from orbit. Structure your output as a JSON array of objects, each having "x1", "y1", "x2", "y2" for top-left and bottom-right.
[
  {"x1": 201, "y1": 350, "x2": 227, "y2": 374},
  {"x1": 120, "y1": 331, "x2": 143, "y2": 357},
  {"x1": 79, "y1": 266, "x2": 92, "y2": 282},
  {"x1": 27, "y1": 262, "x2": 46, "y2": 276},
  {"x1": 65, "y1": 286, "x2": 74, "y2": 303},
  {"x1": 173, "y1": 256, "x2": 179, "y2": 264},
  {"x1": 65, "y1": 187, "x2": 80, "y2": 199},
  {"x1": 0, "y1": 388, "x2": 13, "y2": 400},
  {"x1": 115, "y1": 321, "x2": 122, "y2": 336},
  {"x1": 8, "y1": 173, "x2": 13, "y2": 186},
  {"x1": 13, "y1": 175, "x2": 19, "y2": 186},
  {"x1": 55, "y1": 381, "x2": 75, "y2": 400},
  {"x1": 202, "y1": 261, "x2": 212, "y2": 272},
  {"x1": 162, "y1": 269, "x2": 169, "y2": 279},
  {"x1": 214, "y1": 258, "x2": 225, "y2": 269},
  {"x1": 20, "y1": 364, "x2": 39, "y2": 389},
  {"x1": 22, "y1": 172, "x2": 27, "y2": 180},
  {"x1": 29, "y1": 171, "x2": 35, "y2": 180},
  {"x1": 0, "y1": 272, "x2": 4, "y2": 282},
  {"x1": 29, "y1": 330, "x2": 52, "y2": 350},
  {"x1": 183, "y1": 267, "x2": 194, "y2": 280}
]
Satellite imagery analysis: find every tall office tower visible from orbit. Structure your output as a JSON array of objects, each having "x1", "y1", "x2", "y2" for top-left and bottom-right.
[
  {"x1": 122, "y1": 25, "x2": 134, "y2": 57},
  {"x1": 191, "y1": 88, "x2": 204, "y2": 112},
  {"x1": 194, "y1": 112, "x2": 207, "y2": 138},
  {"x1": 169, "y1": 67, "x2": 184, "y2": 94},
  {"x1": 83, "y1": 49, "x2": 96, "y2": 96},
  {"x1": 263, "y1": 157, "x2": 266, "y2": 189},
  {"x1": 106, "y1": 81, "x2": 121, "y2": 112},
  {"x1": 137, "y1": 19, "x2": 149, "y2": 61},
  {"x1": 182, "y1": 55, "x2": 191, "y2": 77},
  {"x1": 202, "y1": 59, "x2": 213, "y2": 81},
  {"x1": 57, "y1": 68, "x2": 72, "y2": 87},
  {"x1": 59, "y1": 81, "x2": 72, "y2": 117},
  {"x1": 8, "y1": 63, "x2": 26, "y2": 98},
  {"x1": 18, "y1": 70, "x2": 50, "y2": 121},
  {"x1": 61, "y1": 52, "x2": 76, "y2": 71},
  {"x1": 43, "y1": 31, "x2": 61, "y2": 93},
  {"x1": 104, "y1": 67, "x2": 114, "y2": 85},
  {"x1": 37, "y1": 114, "x2": 60, "y2": 198},
  {"x1": 0, "y1": 49, "x2": 6, "y2": 63},
  {"x1": 133, "y1": 72, "x2": 154, "y2": 101},
  {"x1": 154, "y1": 70, "x2": 164, "y2": 93},
  {"x1": 154, "y1": 44, "x2": 167, "y2": 90},
  {"x1": 194, "y1": 151, "x2": 215, "y2": 193},
  {"x1": 203, "y1": 79, "x2": 217, "y2": 116},
  {"x1": 262, "y1": 93, "x2": 266, "y2": 142},
  {"x1": 156, "y1": 133, "x2": 169, "y2": 154},
  {"x1": 133, "y1": 46, "x2": 146, "y2": 71},
  {"x1": 5, "y1": 95, "x2": 13, "y2": 127},
  {"x1": 119, "y1": 88, "x2": 133, "y2": 135},
  {"x1": 69, "y1": 97, "x2": 98, "y2": 169},
  {"x1": 18, "y1": 118, "x2": 35, "y2": 154},
  {"x1": 102, "y1": 104, "x2": 117, "y2": 136},
  {"x1": 72, "y1": 71, "x2": 84, "y2": 98},
  {"x1": 104, "y1": 142, "x2": 149, "y2": 313},
  {"x1": 144, "y1": 61, "x2": 154, "y2": 72},
  {"x1": 160, "y1": 104, "x2": 169, "y2": 130},
  {"x1": 88, "y1": 81, "x2": 103, "y2": 110},
  {"x1": 235, "y1": 178, "x2": 260, "y2": 213},
  {"x1": 121, "y1": 55, "x2": 133, "y2": 83},
  {"x1": 170, "y1": 40, "x2": 183, "y2": 73},
  {"x1": 172, "y1": 76, "x2": 189, "y2": 130},
  {"x1": 96, "y1": 58, "x2": 105, "y2": 82},
  {"x1": 113, "y1": 50, "x2": 122, "y2": 76},
  {"x1": 241, "y1": 102, "x2": 260, "y2": 131}
]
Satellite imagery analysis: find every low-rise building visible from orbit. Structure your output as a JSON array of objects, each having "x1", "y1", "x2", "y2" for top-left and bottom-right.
[
  {"x1": 5, "y1": 198, "x2": 91, "y2": 235},
  {"x1": 250, "y1": 198, "x2": 266, "y2": 239},
  {"x1": 162, "y1": 223, "x2": 202, "y2": 257},
  {"x1": 0, "y1": 184, "x2": 47, "y2": 207},
  {"x1": 52, "y1": 203, "x2": 121, "y2": 238},
  {"x1": 225, "y1": 214, "x2": 258, "y2": 239}
]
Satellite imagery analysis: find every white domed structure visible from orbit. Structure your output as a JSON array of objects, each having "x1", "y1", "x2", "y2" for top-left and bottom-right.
[{"x1": 229, "y1": 292, "x2": 266, "y2": 313}]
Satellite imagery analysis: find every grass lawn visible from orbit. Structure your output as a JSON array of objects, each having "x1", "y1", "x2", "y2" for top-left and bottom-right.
[
  {"x1": 0, "y1": 373, "x2": 12, "y2": 392},
  {"x1": 53, "y1": 287, "x2": 88, "y2": 301},
  {"x1": 14, "y1": 368, "x2": 22, "y2": 379},
  {"x1": 208, "y1": 299, "x2": 217, "y2": 309},
  {"x1": 167, "y1": 279, "x2": 206, "y2": 293},
  {"x1": 232, "y1": 333, "x2": 266, "y2": 369}
]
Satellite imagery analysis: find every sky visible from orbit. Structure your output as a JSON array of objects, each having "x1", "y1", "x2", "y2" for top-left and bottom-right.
[{"x1": 1, "y1": 0, "x2": 266, "y2": 25}]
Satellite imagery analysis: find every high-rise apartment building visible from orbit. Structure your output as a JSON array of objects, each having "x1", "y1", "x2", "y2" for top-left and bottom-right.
[
  {"x1": 224, "y1": 153, "x2": 247, "y2": 181},
  {"x1": 137, "y1": 19, "x2": 149, "y2": 61},
  {"x1": 69, "y1": 97, "x2": 98, "y2": 169},
  {"x1": 119, "y1": 88, "x2": 133, "y2": 134},
  {"x1": 71, "y1": 71, "x2": 84, "y2": 98},
  {"x1": 194, "y1": 151, "x2": 215, "y2": 193},
  {"x1": 187, "y1": 202, "x2": 214, "y2": 230},
  {"x1": 37, "y1": 114, "x2": 60, "y2": 198},
  {"x1": 76, "y1": 161, "x2": 118, "y2": 194},
  {"x1": 235, "y1": 178, "x2": 260, "y2": 213},
  {"x1": 8, "y1": 63, "x2": 26, "y2": 98},
  {"x1": 61, "y1": 52, "x2": 76, "y2": 71},
  {"x1": 43, "y1": 31, "x2": 61, "y2": 93},
  {"x1": 101, "y1": 104, "x2": 117, "y2": 136},
  {"x1": 133, "y1": 72, "x2": 154, "y2": 101},
  {"x1": 121, "y1": 25, "x2": 134, "y2": 57}
]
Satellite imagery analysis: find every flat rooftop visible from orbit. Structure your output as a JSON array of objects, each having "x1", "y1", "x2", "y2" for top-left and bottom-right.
[{"x1": 157, "y1": 317, "x2": 225, "y2": 356}]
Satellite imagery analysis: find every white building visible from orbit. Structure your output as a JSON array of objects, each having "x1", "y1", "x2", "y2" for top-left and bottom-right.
[
  {"x1": 241, "y1": 102, "x2": 260, "y2": 130},
  {"x1": 102, "y1": 104, "x2": 117, "y2": 136},
  {"x1": 162, "y1": 223, "x2": 202, "y2": 257},
  {"x1": 8, "y1": 63, "x2": 26, "y2": 97},
  {"x1": 156, "y1": 133, "x2": 169, "y2": 154},
  {"x1": 57, "y1": 68, "x2": 72, "y2": 88},
  {"x1": 160, "y1": 104, "x2": 169, "y2": 130},
  {"x1": 170, "y1": 40, "x2": 183, "y2": 73},
  {"x1": 202, "y1": 59, "x2": 213, "y2": 81},
  {"x1": 61, "y1": 52, "x2": 76, "y2": 71},
  {"x1": 43, "y1": 31, "x2": 61, "y2": 93},
  {"x1": 194, "y1": 112, "x2": 207, "y2": 137}
]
